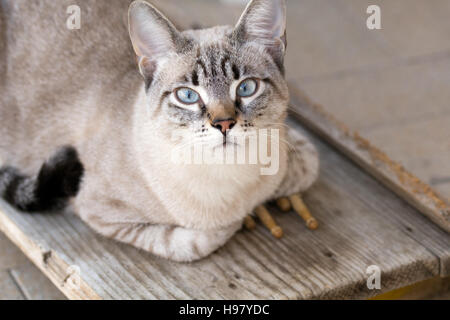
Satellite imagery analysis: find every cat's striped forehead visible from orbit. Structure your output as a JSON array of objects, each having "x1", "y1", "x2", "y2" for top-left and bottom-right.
[
  {"x1": 186, "y1": 44, "x2": 243, "y2": 96},
  {"x1": 178, "y1": 27, "x2": 275, "y2": 99}
]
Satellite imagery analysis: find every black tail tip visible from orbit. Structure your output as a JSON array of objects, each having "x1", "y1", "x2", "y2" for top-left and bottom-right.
[
  {"x1": 36, "y1": 146, "x2": 85, "y2": 207},
  {"x1": 0, "y1": 146, "x2": 85, "y2": 212}
]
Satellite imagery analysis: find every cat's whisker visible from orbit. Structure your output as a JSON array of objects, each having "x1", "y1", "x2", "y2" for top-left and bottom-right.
[{"x1": 261, "y1": 122, "x2": 291, "y2": 129}]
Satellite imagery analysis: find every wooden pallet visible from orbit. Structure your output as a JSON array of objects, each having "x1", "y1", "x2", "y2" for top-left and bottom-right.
[{"x1": 0, "y1": 89, "x2": 449, "y2": 299}]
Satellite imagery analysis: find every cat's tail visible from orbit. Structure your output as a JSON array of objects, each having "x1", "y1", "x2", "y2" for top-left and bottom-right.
[{"x1": 0, "y1": 146, "x2": 84, "y2": 212}]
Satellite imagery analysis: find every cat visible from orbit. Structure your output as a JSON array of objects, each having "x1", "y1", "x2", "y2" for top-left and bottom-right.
[{"x1": 0, "y1": 0, "x2": 319, "y2": 261}]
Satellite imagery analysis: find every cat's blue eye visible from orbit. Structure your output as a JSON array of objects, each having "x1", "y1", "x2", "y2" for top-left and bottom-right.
[
  {"x1": 175, "y1": 87, "x2": 200, "y2": 104},
  {"x1": 237, "y1": 78, "x2": 258, "y2": 98}
]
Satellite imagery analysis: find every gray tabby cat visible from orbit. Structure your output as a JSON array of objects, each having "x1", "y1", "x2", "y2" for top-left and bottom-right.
[{"x1": 0, "y1": 0, "x2": 318, "y2": 261}]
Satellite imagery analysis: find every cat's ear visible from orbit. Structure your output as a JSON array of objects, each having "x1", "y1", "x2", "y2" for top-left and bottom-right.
[
  {"x1": 128, "y1": 1, "x2": 181, "y2": 81},
  {"x1": 234, "y1": 0, "x2": 287, "y2": 67}
]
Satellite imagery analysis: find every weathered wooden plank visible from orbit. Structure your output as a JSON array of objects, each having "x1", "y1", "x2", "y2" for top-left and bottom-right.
[
  {"x1": 0, "y1": 210, "x2": 101, "y2": 300},
  {"x1": 288, "y1": 86, "x2": 450, "y2": 234},
  {"x1": 1, "y1": 112, "x2": 449, "y2": 299}
]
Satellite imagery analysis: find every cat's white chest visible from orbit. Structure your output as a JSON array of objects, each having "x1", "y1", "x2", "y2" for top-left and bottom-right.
[{"x1": 142, "y1": 152, "x2": 288, "y2": 230}]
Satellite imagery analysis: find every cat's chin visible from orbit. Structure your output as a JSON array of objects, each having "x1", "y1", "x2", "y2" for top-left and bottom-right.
[
  {"x1": 209, "y1": 141, "x2": 243, "y2": 158},
  {"x1": 212, "y1": 140, "x2": 241, "y2": 150}
]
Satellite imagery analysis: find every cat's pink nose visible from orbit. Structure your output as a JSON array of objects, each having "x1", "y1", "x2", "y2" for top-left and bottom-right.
[{"x1": 211, "y1": 118, "x2": 236, "y2": 135}]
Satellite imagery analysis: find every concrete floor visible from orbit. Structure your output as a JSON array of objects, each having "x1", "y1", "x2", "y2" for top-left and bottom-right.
[
  {"x1": 1, "y1": 0, "x2": 449, "y2": 299},
  {"x1": 0, "y1": 232, "x2": 65, "y2": 299},
  {"x1": 285, "y1": 0, "x2": 450, "y2": 201}
]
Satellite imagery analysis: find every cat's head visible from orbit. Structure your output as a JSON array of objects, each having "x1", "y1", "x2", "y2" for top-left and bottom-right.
[{"x1": 128, "y1": 0, "x2": 288, "y2": 158}]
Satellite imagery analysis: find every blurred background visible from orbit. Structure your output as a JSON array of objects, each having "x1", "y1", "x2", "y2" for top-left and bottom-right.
[{"x1": 1, "y1": 0, "x2": 449, "y2": 299}]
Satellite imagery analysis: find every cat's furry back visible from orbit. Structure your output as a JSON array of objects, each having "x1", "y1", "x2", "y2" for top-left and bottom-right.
[
  {"x1": 0, "y1": 0, "x2": 319, "y2": 261},
  {"x1": 0, "y1": 0, "x2": 139, "y2": 171}
]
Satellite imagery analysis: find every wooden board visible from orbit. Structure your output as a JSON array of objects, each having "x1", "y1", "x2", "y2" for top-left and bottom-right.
[
  {"x1": 289, "y1": 86, "x2": 450, "y2": 234},
  {"x1": 1, "y1": 111, "x2": 449, "y2": 299}
]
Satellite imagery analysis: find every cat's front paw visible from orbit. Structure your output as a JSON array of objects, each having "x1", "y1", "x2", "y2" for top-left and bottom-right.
[{"x1": 168, "y1": 222, "x2": 243, "y2": 262}]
